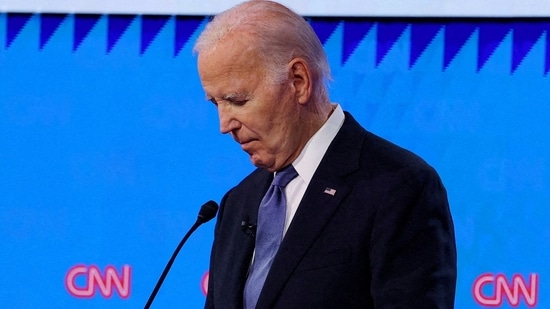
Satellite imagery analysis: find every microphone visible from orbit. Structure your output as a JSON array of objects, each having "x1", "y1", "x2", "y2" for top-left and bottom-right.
[
  {"x1": 144, "y1": 200, "x2": 219, "y2": 309},
  {"x1": 240, "y1": 215, "x2": 256, "y2": 237}
]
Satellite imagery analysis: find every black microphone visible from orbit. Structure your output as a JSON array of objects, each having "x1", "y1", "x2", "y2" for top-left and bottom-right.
[
  {"x1": 240, "y1": 215, "x2": 256, "y2": 237},
  {"x1": 144, "y1": 200, "x2": 219, "y2": 309}
]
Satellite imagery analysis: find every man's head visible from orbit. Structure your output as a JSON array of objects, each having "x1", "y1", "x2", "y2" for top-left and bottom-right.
[{"x1": 194, "y1": 0, "x2": 333, "y2": 172}]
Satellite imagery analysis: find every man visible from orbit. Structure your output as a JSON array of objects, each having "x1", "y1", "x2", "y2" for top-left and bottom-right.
[{"x1": 194, "y1": 1, "x2": 457, "y2": 308}]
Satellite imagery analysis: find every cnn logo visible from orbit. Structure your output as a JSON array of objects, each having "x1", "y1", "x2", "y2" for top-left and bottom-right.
[
  {"x1": 473, "y1": 273, "x2": 539, "y2": 308},
  {"x1": 65, "y1": 264, "x2": 132, "y2": 299}
]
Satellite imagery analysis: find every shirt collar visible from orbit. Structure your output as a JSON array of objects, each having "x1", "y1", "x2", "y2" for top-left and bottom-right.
[{"x1": 292, "y1": 104, "x2": 345, "y2": 184}]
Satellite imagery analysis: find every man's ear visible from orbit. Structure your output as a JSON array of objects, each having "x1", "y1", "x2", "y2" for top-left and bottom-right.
[{"x1": 288, "y1": 58, "x2": 312, "y2": 105}]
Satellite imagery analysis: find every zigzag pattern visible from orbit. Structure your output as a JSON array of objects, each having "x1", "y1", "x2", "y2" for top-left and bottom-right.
[{"x1": 3, "y1": 14, "x2": 550, "y2": 74}]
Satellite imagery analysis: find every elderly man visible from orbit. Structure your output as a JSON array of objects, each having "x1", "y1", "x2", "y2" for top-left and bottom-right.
[{"x1": 194, "y1": 1, "x2": 457, "y2": 308}]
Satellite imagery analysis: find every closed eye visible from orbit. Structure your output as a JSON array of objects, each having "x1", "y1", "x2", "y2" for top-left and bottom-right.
[
  {"x1": 228, "y1": 99, "x2": 248, "y2": 106},
  {"x1": 207, "y1": 94, "x2": 249, "y2": 107}
]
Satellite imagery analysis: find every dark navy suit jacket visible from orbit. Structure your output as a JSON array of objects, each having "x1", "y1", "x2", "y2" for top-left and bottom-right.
[{"x1": 205, "y1": 113, "x2": 457, "y2": 308}]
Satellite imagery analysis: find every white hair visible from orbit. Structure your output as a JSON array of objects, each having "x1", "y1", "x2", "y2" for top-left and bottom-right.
[{"x1": 193, "y1": 0, "x2": 331, "y2": 105}]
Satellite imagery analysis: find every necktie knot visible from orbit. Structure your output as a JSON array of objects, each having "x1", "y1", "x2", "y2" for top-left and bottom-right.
[{"x1": 272, "y1": 165, "x2": 298, "y2": 188}]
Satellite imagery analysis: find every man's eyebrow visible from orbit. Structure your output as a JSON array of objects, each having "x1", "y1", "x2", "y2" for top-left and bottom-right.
[
  {"x1": 223, "y1": 92, "x2": 250, "y2": 101},
  {"x1": 205, "y1": 92, "x2": 249, "y2": 103},
  {"x1": 222, "y1": 93, "x2": 239, "y2": 100}
]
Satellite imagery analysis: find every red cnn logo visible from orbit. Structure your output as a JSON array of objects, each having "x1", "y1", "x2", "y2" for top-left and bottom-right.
[
  {"x1": 473, "y1": 273, "x2": 539, "y2": 307},
  {"x1": 65, "y1": 264, "x2": 132, "y2": 299}
]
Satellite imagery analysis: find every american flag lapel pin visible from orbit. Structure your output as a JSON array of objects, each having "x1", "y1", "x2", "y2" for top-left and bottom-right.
[{"x1": 323, "y1": 187, "x2": 336, "y2": 196}]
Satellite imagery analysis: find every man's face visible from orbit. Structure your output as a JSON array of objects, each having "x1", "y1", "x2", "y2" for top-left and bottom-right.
[{"x1": 197, "y1": 36, "x2": 305, "y2": 172}]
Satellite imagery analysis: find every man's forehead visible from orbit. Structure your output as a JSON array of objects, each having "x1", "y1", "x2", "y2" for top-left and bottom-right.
[
  {"x1": 200, "y1": 65, "x2": 257, "y2": 100},
  {"x1": 199, "y1": 42, "x2": 258, "y2": 72}
]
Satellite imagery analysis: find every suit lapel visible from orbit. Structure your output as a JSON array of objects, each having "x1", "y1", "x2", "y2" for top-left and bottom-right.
[
  {"x1": 216, "y1": 169, "x2": 272, "y2": 308},
  {"x1": 256, "y1": 114, "x2": 366, "y2": 308},
  {"x1": 238, "y1": 169, "x2": 273, "y2": 266}
]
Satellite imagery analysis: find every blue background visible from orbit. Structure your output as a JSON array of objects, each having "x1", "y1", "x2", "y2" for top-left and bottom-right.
[{"x1": 1, "y1": 14, "x2": 548, "y2": 308}]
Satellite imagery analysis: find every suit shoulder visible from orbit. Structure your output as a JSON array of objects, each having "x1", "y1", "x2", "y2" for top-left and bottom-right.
[
  {"x1": 332, "y1": 113, "x2": 441, "y2": 182},
  {"x1": 363, "y1": 131, "x2": 433, "y2": 171}
]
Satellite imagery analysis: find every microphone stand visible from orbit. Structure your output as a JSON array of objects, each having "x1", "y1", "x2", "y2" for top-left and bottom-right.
[{"x1": 144, "y1": 201, "x2": 218, "y2": 309}]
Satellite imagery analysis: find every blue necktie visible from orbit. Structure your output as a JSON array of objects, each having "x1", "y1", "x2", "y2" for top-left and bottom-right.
[{"x1": 244, "y1": 165, "x2": 298, "y2": 309}]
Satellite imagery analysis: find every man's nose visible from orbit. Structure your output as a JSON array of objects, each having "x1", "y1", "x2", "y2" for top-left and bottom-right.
[{"x1": 218, "y1": 106, "x2": 240, "y2": 134}]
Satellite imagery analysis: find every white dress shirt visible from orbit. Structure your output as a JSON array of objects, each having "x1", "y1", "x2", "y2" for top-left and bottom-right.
[{"x1": 282, "y1": 104, "x2": 345, "y2": 235}]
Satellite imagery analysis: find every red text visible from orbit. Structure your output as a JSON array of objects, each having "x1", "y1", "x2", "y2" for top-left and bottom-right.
[
  {"x1": 473, "y1": 273, "x2": 538, "y2": 307},
  {"x1": 65, "y1": 264, "x2": 132, "y2": 299}
]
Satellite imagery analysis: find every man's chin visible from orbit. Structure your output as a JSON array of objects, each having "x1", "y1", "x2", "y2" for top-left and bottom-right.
[
  {"x1": 248, "y1": 155, "x2": 274, "y2": 172},
  {"x1": 249, "y1": 157, "x2": 266, "y2": 169}
]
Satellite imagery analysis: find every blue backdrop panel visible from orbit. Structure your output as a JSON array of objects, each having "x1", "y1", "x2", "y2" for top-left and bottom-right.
[{"x1": 1, "y1": 14, "x2": 548, "y2": 308}]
